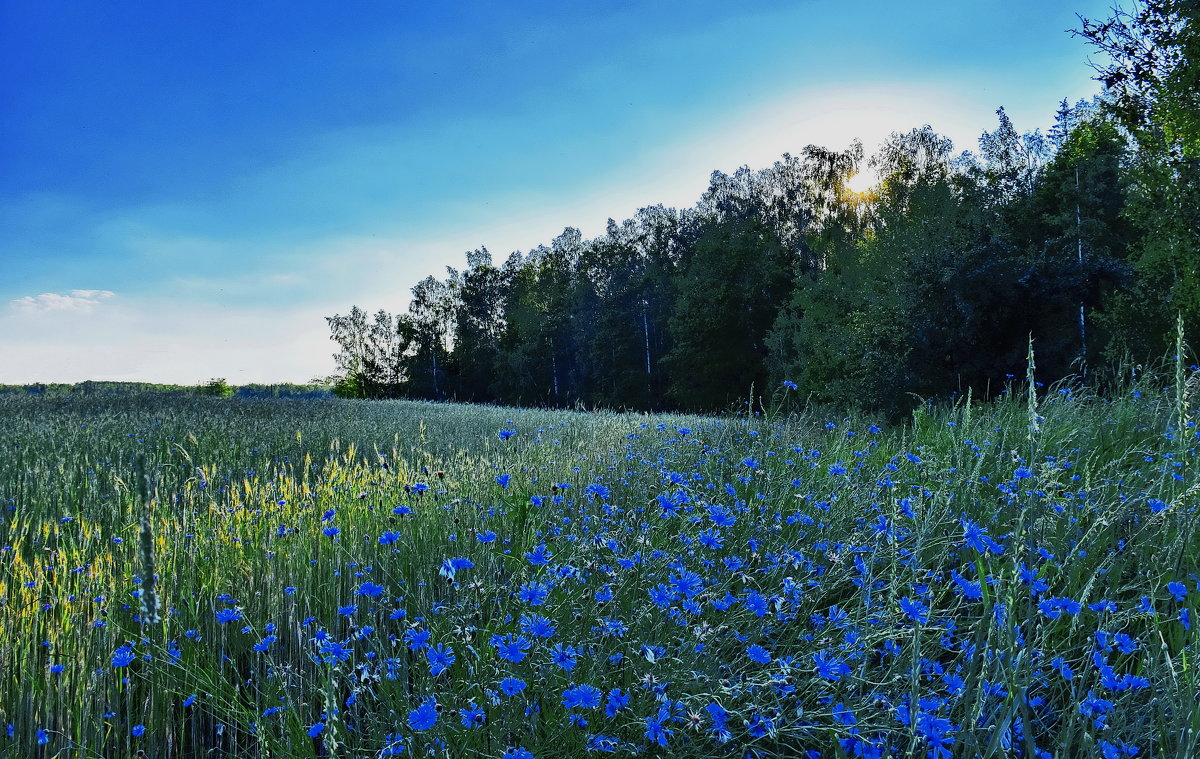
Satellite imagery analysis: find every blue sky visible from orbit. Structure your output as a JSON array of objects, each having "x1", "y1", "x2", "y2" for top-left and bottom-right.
[{"x1": 1, "y1": 0, "x2": 1114, "y2": 384}]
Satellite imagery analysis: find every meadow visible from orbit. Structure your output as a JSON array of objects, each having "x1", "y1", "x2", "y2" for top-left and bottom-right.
[{"x1": 1, "y1": 374, "x2": 1197, "y2": 758}]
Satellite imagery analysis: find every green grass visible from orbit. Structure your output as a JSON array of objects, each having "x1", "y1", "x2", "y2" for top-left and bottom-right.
[{"x1": 0, "y1": 380, "x2": 1197, "y2": 758}]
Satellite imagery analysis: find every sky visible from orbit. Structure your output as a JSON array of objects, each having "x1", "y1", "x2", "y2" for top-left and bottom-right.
[{"x1": 1, "y1": 0, "x2": 1116, "y2": 385}]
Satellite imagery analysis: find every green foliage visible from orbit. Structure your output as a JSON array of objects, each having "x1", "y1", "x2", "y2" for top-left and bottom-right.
[
  {"x1": 664, "y1": 211, "x2": 791, "y2": 411},
  {"x1": 196, "y1": 377, "x2": 234, "y2": 397},
  {"x1": 1078, "y1": 0, "x2": 1200, "y2": 354}
]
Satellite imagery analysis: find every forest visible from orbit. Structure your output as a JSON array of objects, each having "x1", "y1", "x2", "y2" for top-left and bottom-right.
[{"x1": 325, "y1": 2, "x2": 1199, "y2": 416}]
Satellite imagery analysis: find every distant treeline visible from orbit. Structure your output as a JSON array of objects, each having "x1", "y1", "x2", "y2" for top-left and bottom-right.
[
  {"x1": 0, "y1": 380, "x2": 332, "y2": 400},
  {"x1": 325, "y1": 2, "x2": 1198, "y2": 416}
]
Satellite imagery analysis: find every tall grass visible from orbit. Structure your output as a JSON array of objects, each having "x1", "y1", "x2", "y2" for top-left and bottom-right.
[{"x1": 0, "y1": 374, "x2": 1196, "y2": 757}]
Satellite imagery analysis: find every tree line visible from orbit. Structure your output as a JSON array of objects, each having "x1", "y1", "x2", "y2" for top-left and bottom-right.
[{"x1": 324, "y1": 0, "x2": 1199, "y2": 416}]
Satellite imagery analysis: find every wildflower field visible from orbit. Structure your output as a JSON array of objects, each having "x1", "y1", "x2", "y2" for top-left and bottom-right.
[{"x1": 1, "y1": 379, "x2": 1197, "y2": 758}]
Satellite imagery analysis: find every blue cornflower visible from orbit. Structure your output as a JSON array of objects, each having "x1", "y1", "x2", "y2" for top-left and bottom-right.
[
  {"x1": 743, "y1": 590, "x2": 769, "y2": 617},
  {"x1": 498, "y1": 429, "x2": 516, "y2": 440},
  {"x1": 585, "y1": 483, "x2": 611, "y2": 501},
  {"x1": 741, "y1": 456, "x2": 761, "y2": 470},
  {"x1": 550, "y1": 643, "x2": 579, "y2": 671},
  {"x1": 782, "y1": 380, "x2": 798, "y2": 389},
  {"x1": 561, "y1": 684, "x2": 602, "y2": 710},
  {"x1": 747, "y1": 644, "x2": 771, "y2": 664},
  {"x1": 500, "y1": 676, "x2": 527, "y2": 696},
  {"x1": 961, "y1": 518, "x2": 1004, "y2": 554},
  {"x1": 1114, "y1": 632, "x2": 1139, "y2": 655},
  {"x1": 524, "y1": 543, "x2": 552, "y2": 566},
  {"x1": 505, "y1": 748, "x2": 534, "y2": 759},
  {"x1": 112, "y1": 645, "x2": 135, "y2": 668},
  {"x1": 596, "y1": 616, "x2": 628, "y2": 638},
  {"x1": 517, "y1": 580, "x2": 551, "y2": 605},
  {"x1": 833, "y1": 702, "x2": 857, "y2": 726},
  {"x1": 644, "y1": 712, "x2": 672, "y2": 746},
  {"x1": 337, "y1": 604, "x2": 357, "y2": 617},
  {"x1": 214, "y1": 608, "x2": 242, "y2": 624},
  {"x1": 1080, "y1": 690, "x2": 1114, "y2": 726},
  {"x1": 648, "y1": 584, "x2": 676, "y2": 607},
  {"x1": 380, "y1": 735, "x2": 406, "y2": 755},
  {"x1": 707, "y1": 702, "x2": 731, "y2": 743},
  {"x1": 605, "y1": 688, "x2": 630, "y2": 717},
  {"x1": 322, "y1": 526, "x2": 340, "y2": 538},
  {"x1": 697, "y1": 528, "x2": 724, "y2": 549},
  {"x1": 1148, "y1": 498, "x2": 1170, "y2": 513},
  {"x1": 1014, "y1": 466, "x2": 1033, "y2": 479},
  {"x1": 477, "y1": 530, "x2": 497, "y2": 543},
  {"x1": 460, "y1": 702, "x2": 485, "y2": 727},
  {"x1": 183, "y1": 694, "x2": 197, "y2": 707},
  {"x1": 669, "y1": 569, "x2": 704, "y2": 598},
  {"x1": 1167, "y1": 581, "x2": 1189, "y2": 601},
  {"x1": 951, "y1": 572, "x2": 983, "y2": 600},
  {"x1": 707, "y1": 504, "x2": 737, "y2": 527},
  {"x1": 408, "y1": 696, "x2": 438, "y2": 731},
  {"x1": 916, "y1": 712, "x2": 954, "y2": 758},
  {"x1": 587, "y1": 734, "x2": 619, "y2": 752},
  {"x1": 899, "y1": 596, "x2": 930, "y2": 624},
  {"x1": 427, "y1": 643, "x2": 456, "y2": 676},
  {"x1": 1037, "y1": 596, "x2": 1082, "y2": 619},
  {"x1": 519, "y1": 613, "x2": 556, "y2": 638},
  {"x1": 357, "y1": 582, "x2": 385, "y2": 597},
  {"x1": 318, "y1": 639, "x2": 352, "y2": 663},
  {"x1": 252, "y1": 634, "x2": 278, "y2": 652},
  {"x1": 307, "y1": 722, "x2": 325, "y2": 738},
  {"x1": 492, "y1": 633, "x2": 532, "y2": 663},
  {"x1": 405, "y1": 628, "x2": 431, "y2": 651},
  {"x1": 379, "y1": 531, "x2": 400, "y2": 545},
  {"x1": 37, "y1": 729, "x2": 49, "y2": 745},
  {"x1": 131, "y1": 725, "x2": 145, "y2": 738},
  {"x1": 813, "y1": 650, "x2": 851, "y2": 681},
  {"x1": 495, "y1": 474, "x2": 511, "y2": 488}
]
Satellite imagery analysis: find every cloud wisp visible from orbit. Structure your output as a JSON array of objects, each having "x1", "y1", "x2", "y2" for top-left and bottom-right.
[{"x1": 9, "y1": 289, "x2": 116, "y2": 314}]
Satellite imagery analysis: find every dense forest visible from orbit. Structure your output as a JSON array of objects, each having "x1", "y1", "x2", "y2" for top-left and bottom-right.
[{"x1": 325, "y1": 1, "x2": 1199, "y2": 416}]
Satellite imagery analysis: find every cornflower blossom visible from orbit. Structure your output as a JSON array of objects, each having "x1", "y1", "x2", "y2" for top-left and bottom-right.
[
  {"x1": 426, "y1": 643, "x2": 455, "y2": 676},
  {"x1": 550, "y1": 643, "x2": 578, "y2": 671},
  {"x1": 491, "y1": 633, "x2": 532, "y2": 663},
  {"x1": 561, "y1": 684, "x2": 602, "y2": 710},
  {"x1": 460, "y1": 703, "x2": 485, "y2": 728},
  {"x1": 961, "y1": 518, "x2": 1004, "y2": 554},
  {"x1": 500, "y1": 676, "x2": 527, "y2": 696},
  {"x1": 518, "y1": 581, "x2": 551, "y2": 605},
  {"x1": 899, "y1": 596, "x2": 930, "y2": 624},
  {"x1": 519, "y1": 613, "x2": 555, "y2": 638},
  {"x1": 111, "y1": 646, "x2": 135, "y2": 668},
  {"x1": 214, "y1": 608, "x2": 242, "y2": 624},
  {"x1": 408, "y1": 697, "x2": 439, "y2": 731},
  {"x1": 814, "y1": 650, "x2": 851, "y2": 681}
]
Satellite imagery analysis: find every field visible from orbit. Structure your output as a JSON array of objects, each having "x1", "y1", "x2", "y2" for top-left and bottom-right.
[{"x1": 0, "y1": 380, "x2": 1197, "y2": 758}]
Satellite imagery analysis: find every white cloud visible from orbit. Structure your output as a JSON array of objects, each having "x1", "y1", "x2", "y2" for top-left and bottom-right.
[{"x1": 9, "y1": 289, "x2": 115, "y2": 313}]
